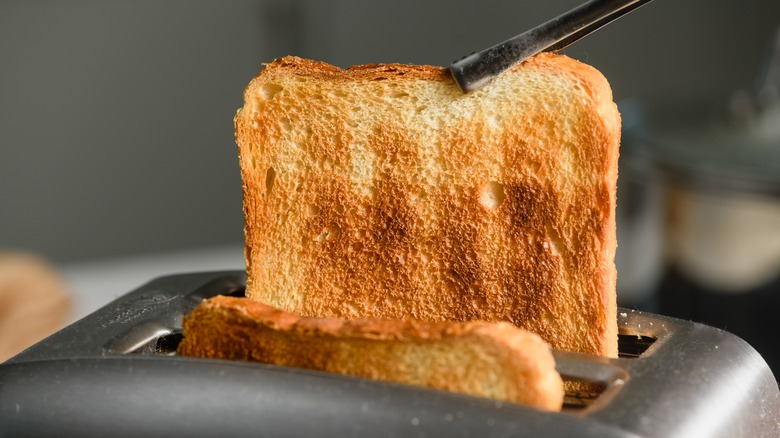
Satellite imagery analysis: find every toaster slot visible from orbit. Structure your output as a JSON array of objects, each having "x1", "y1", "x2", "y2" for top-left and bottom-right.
[
  {"x1": 617, "y1": 333, "x2": 656, "y2": 358},
  {"x1": 561, "y1": 379, "x2": 607, "y2": 409},
  {"x1": 155, "y1": 331, "x2": 184, "y2": 355}
]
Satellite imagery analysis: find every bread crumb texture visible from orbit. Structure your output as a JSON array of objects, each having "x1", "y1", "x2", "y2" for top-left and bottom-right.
[{"x1": 235, "y1": 53, "x2": 620, "y2": 357}]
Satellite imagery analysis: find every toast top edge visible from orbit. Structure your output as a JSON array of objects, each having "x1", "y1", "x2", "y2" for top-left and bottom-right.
[
  {"x1": 246, "y1": 53, "x2": 611, "y2": 98},
  {"x1": 199, "y1": 295, "x2": 549, "y2": 348}
]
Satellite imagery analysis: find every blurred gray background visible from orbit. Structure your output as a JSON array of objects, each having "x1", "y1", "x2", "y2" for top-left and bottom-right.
[{"x1": 3, "y1": 0, "x2": 780, "y2": 328}]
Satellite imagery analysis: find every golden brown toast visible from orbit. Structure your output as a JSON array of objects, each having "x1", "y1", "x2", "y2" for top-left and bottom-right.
[
  {"x1": 177, "y1": 295, "x2": 564, "y2": 410},
  {"x1": 234, "y1": 53, "x2": 620, "y2": 357}
]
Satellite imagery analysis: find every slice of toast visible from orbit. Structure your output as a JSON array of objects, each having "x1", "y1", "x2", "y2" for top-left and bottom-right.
[
  {"x1": 177, "y1": 295, "x2": 564, "y2": 410},
  {"x1": 235, "y1": 53, "x2": 620, "y2": 357}
]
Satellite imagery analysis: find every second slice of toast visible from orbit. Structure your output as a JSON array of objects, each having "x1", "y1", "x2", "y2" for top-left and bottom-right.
[{"x1": 177, "y1": 295, "x2": 564, "y2": 410}]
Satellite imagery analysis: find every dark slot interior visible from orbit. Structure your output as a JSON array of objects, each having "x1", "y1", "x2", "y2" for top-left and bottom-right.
[
  {"x1": 618, "y1": 333, "x2": 656, "y2": 358},
  {"x1": 562, "y1": 380, "x2": 607, "y2": 410},
  {"x1": 156, "y1": 332, "x2": 184, "y2": 355},
  {"x1": 223, "y1": 286, "x2": 246, "y2": 298}
]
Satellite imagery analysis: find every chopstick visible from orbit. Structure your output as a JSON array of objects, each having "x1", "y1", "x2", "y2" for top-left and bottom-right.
[{"x1": 449, "y1": 0, "x2": 655, "y2": 93}]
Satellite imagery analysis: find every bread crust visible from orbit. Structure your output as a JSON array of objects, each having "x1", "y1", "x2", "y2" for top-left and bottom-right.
[
  {"x1": 178, "y1": 295, "x2": 564, "y2": 410},
  {"x1": 235, "y1": 53, "x2": 620, "y2": 357}
]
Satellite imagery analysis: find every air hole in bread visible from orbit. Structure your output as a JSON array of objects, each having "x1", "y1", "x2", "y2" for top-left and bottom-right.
[
  {"x1": 479, "y1": 182, "x2": 505, "y2": 209},
  {"x1": 353, "y1": 229, "x2": 367, "y2": 239},
  {"x1": 524, "y1": 157, "x2": 542, "y2": 174},
  {"x1": 265, "y1": 167, "x2": 276, "y2": 193},
  {"x1": 306, "y1": 204, "x2": 320, "y2": 217},
  {"x1": 260, "y1": 83, "x2": 283, "y2": 100},
  {"x1": 315, "y1": 226, "x2": 341, "y2": 242},
  {"x1": 345, "y1": 301, "x2": 360, "y2": 315},
  {"x1": 410, "y1": 190, "x2": 426, "y2": 204},
  {"x1": 544, "y1": 221, "x2": 563, "y2": 257},
  {"x1": 449, "y1": 184, "x2": 465, "y2": 195}
]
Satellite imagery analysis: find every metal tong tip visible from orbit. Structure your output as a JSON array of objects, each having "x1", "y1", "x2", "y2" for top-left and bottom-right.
[{"x1": 450, "y1": 0, "x2": 654, "y2": 93}]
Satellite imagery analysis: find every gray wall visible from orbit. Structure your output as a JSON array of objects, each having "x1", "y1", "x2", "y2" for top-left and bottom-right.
[{"x1": 2, "y1": 0, "x2": 778, "y2": 263}]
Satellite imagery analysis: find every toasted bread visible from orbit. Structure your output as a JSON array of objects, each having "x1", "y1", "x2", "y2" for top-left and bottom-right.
[
  {"x1": 234, "y1": 53, "x2": 620, "y2": 357},
  {"x1": 177, "y1": 295, "x2": 564, "y2": 410},
  {"x1": 0, "y1": 251, "x2": 71, "y2": 362}
]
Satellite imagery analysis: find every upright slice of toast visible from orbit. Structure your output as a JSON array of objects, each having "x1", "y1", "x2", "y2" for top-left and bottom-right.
[
  {"x1": 177, "y1": 295, "x2": 564, "y2": 410},
  {"x1": 235, "y1": 53, "x2": 620, "y2": 357}
]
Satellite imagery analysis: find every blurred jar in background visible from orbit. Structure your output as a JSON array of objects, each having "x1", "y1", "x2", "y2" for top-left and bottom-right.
[
  {"x1": 617, "y1": 72, "x2": 780, "y2": 375},
  {"x1": 615, "y1": 142, "x2": 666, "y2": 313}
]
